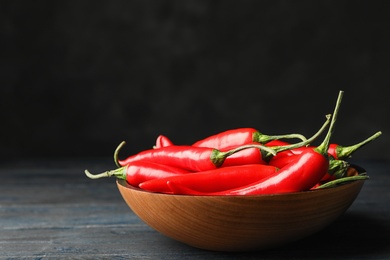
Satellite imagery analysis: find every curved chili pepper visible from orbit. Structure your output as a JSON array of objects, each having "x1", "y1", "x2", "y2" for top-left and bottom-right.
[
  {"x1": 267, "y1": 147, "x2": 347, "y2": 170},
  {"x1": 139, "y1": 164, "x2": 279, "y2": 194},
  {"x1": 156, "y1": 138, "x2": 272, "y2": 167},
  {"x1": 114, "y1": 142, "x2": 277, "y2": 172},
  {"x1": 168, "y1": 90, "x2": 344, "y2": 195},
  {"x1": 192, "y1": 127, "x2": 307, "y2": 149},
  {"x1": 221, "y1": 114, "x2": 332, "y2": 166},
  {"x1": 268, "y1": 131, "x2": 382, "y2": 161},
  {"x1": 167, "y1": 149, "x2": 329, "y2": 195},
  {"x1": 269, "y1": 153, "x2": 349, "y2": 179},
  {"x1": 84, "y1": 161, "x2": 190, "y2": 187},
  {"x1": 153, "y1": 135, "x2": 174, "y2": 149}
]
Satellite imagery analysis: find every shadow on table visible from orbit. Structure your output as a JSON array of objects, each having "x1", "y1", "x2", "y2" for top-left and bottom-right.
[
  {"x1": 257, "y1": 212, "x2": 390, "y2": 259},
  {"x1": 162, "y1": 212, "x2": 390, "y2": 259}
]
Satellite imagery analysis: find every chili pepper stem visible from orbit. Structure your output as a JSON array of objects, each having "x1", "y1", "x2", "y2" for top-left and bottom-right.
[
  {"x1": 328, "y1": 158, "x2": 349, "y2": 178},
  {"x1": 315, "y1": 90, "x2": 344, "y2": 155},
  {"x1": 263, "y1": 114, "x2": 332, "y2": 160},
  {"x1": 336, "y1": 131, "x2": 382, "y2": 159},
  {"x1": 212, "y1": 144, "x2": 277, "y2": 167},
  {"x1": 114, "y1": 141, "x2": 127, "y2": 167},
  {"x1": 255, "y1": 132, "x2": 307, "y2": 143},
  {"x1": 315, "y1": 175, "x2": 369, "y2": 189},
  {"x1": 85, "y1": 166, "x2": 127, "y2": 180}
]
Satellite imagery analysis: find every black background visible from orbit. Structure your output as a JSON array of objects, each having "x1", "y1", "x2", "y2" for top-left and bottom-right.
[{"x1": 1, "y1": 0, "x2": 389, "y2": 162}]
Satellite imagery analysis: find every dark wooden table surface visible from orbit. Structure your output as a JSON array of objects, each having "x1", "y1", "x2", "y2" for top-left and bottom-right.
[{"x1": 1, "y1": 158, "x2": 389, "y2": 259}]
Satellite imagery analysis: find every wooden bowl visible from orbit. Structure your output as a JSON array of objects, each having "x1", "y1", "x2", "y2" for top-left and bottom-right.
[{"x1": 117, "y1": 168, "x2": 366, "y2": 252}]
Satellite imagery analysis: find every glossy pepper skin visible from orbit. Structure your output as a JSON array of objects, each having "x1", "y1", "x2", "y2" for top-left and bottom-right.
[
  {"x1": 192, "y1": 127, "x2": 307, "y2": 149},
  {"x1": 151, "y1": 139, "x2": 303, "y2": 167},
  {"x1": 268, "y1": 151, "x2": 349, "y2": 182},
  {"x1": 117, "y1": 145, "x2": 223, "y2": 172},
  {"x1": 220, "y1": 142, "x2": 267, "y2": 166},
  {"x1": 84, "y1": 161, "x2": 189, "y2": 187},
  {"x1": 269, "y1": 152, "x2": 345, "y2": 171},
  {"x1": 139, "y1": 164, "x2": 279, "y2": 194},
  {"x1": 168, "y1": 149, "x2": 329, "y2": 196},
  {"x1": 115, "y1": 142, "x2": 276, "y2": 172}
]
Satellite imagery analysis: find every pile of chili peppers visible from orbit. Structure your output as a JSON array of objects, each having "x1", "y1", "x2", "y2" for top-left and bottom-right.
[{"x1": 85, "y1": 90, "x2": 382, "y2": 196}]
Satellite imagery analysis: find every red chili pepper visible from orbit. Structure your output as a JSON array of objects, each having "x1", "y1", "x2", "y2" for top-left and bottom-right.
[
  {"x1": 268, "y1": 148, "x2": 351, "y2": 184},
  {"x1": 139, "y1": 164, "x2": 279, "y2": 194},
  {"x1": 167, "y1": 149, "x2": 329, "y2": 195},
  {"x1": 84, "y1": 161, "x2": 190, "y2": 187},
  {"x1": 149, "y1": 129, "x2": 329, "y2": 167},
  {"x1": 268, "y1": 131, "x2": 382, "y2": 161},
  {"x1": 114, "y1": 114, "x2": 330, "y2": 171},
  {"x1": 192, "y1": 128, "x2": 307, "y2": 149},
  {"x1": 114, "y1": 142, "x2": 277, "y2": 172},
  {"x1": 220, "y1": 143, "x2": 266, "y2": 166},
  {"x1": 269, "y1": 152, "x2": 348, "y2": 178},
  {"x1": 221, "y1": 115, "x2": 332, "y2": 166},
  {"x1": 167, "y1": 90, "x2": 344, "y2": 195},
  {"x1": 154, "y1": 135, "x2": 174, "y2": 149}
]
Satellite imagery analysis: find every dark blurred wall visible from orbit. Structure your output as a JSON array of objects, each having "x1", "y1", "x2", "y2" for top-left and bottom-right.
[{"x1": 1, "y1": 0, "x2": 389, "y2": 161}]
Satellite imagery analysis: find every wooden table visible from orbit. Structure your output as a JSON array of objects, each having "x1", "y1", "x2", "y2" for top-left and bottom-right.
[{"x1": 1, "y1": 158, "x2": 389, "y2": 259}]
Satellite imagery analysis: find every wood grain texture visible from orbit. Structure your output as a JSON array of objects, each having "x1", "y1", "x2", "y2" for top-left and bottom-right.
[
  {"x1": 117, "y1": 178, "x2": 364, "y2": 252},
  {"x1": 1, "y1": 159, "x2": 389, "y2": 259}
]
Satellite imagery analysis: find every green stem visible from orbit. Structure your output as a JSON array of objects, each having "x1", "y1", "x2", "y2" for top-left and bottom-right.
[
  {"x1": 114, "y1": 141, "x2": 127, "y2": 167},
  {"x1": 315, "y1": 90, "x2": 344, "y2": 155},
  {"x1": 336, "y1": 131, "x2": 382, "y2": 159},
  {"x1": 328, "y1": 158, "x2": 349, "y2": 178},
  {"x1": 219, "y1": 143, "x2": 277, "y2": 158},
  {"x1": 315, "y1": 174, "x2": 369, "y2": 189},
  {"x1": 254, "y1": 132, "x2": 307, "y2": 143},
  {"x1": 84, "y1": 166, "x2": 127, "y2": 180},
  {"x1": 269, "y1": 114, "x2": 332, "y2": 155}
]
